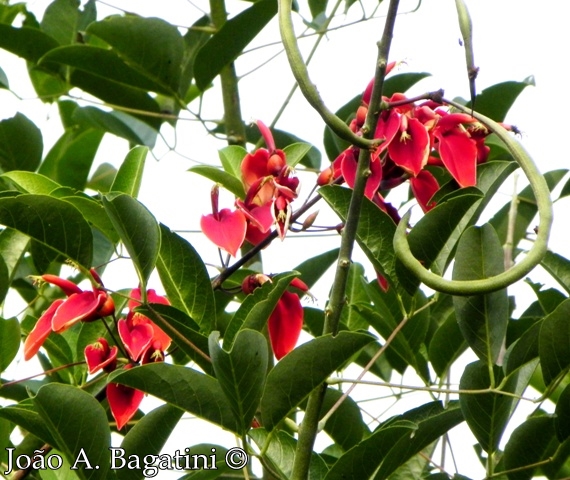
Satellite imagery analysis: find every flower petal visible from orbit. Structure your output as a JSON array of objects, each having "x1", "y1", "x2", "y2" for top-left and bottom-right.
[
  {"x1": 84, "y1": 339, "x2": 118, "y2": 374},
  {"x1": 388, "y1": 117, "x2": 430, "y2": 176},
  {"x1": 118, "y1": 318, "x2": 154, "y2": 362},
  {"x1": 200, "y1": 208, "x2": 247, "y2": 257},
  {"x1": 435, "y1": 130, "x2": 478, "y2": 187},
  {"x1": 51, "y1": 291, "x2": 101, "y2": 333},
  {"x1": 410, "y1": 169, "x2": 439, "y2": 212},
  {"x1": 107, "y1": 376, "x2": 144, "y2": 430},
  {"x1": 268, "y1": 291, "x2": 303, "y2": 360},
  {"x1": 24, "y1": 299, "x2": 64, "y2": 361}
]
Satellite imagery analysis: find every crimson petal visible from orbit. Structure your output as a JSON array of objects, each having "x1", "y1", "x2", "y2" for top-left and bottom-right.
[
  {"x1": 200, "y1": 208, "x2": 247, "y2": 257},
  {"x1": 24, "y1": 299, "x2": 64, "y2": 360},
  {"x1": 268, "y1": 291, "x2": 303, "y2": 360},
  {"x1": 51, "y1": 291, "x2": 100, "y2": 333},
  {"x1": 107, "y1": 380, "x2": 144, "y2": 430},
  {"x1": 118, "y1": 318, "x2": 154, "y2": 362}
]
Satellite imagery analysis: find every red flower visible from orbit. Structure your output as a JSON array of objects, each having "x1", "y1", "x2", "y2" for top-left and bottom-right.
[
  {"x1": 84, "y1": 338, "x2": 118, "y2": 374},
  {"x1": 410, "y1": 169, "x2": 439, "y2": 212},
  {"x1": 107, "y1": 364, "x2": 144, "y2": 430},
  {"x1": 24, "y1": 272, "x2": 115, "y2": 361}
]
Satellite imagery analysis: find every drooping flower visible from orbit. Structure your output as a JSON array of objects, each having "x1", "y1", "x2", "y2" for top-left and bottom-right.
[
  {"x1": 84, "y1": 338, "x2": 118, "y2": 374},
  {"x1": 107, "y1": 364, "x2": 144, "y2": 430},
  {"x1": 24, "y1": 271, "x2": 115, "y2": 360},
  {"x1": 410, "y1": 169, "x2": 440, "y2": 212}
]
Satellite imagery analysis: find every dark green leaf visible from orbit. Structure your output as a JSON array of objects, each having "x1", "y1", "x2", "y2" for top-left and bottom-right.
[
  {"x1": 176, "y1": 444, "x2": 232, "y2": 479},
  {"x1": 102, "y1": 194, "x2": 160, "y2": 288},
  {"x1": 117, "y1": 404, "x2": 183, "y2": 480},
  {"x1": 0, "y1": 257, "x2": 7, "y2": 304},
  {"x1": 209, "y1": 329, "x2": 268, "y2": 434},
  {"x1": 505, "y1": 321, "x2": 541, "y2": 375},
  {"x1": 293, "y1": 248, "x2": 339, "y2": 289},
  {"x1": 284, "y1": 142, "x2": 313, "y2": 168},
  {"x1": 503, "y1": 415, "x2": 557, "y2": 480},
  {"x1": 34, "y1": 384, "x2": 111, "y2": 480},
  {"x1": 110, "y1": 363, "x2": 240, "y2": 433},
  {"x1": 490, "y1": 169, "x2": 567, "y2": 249},
  {"x1": 556, "y1": 384, "x2": 570, "y2": 442},
  {"x1": 467, "y1": 78, "x2": 535, "y2": 122},
  {"x1": 88, "y1": 16, "x2": 184, "y2": 95},
  {"x1": 39, "y1": 128, "x2": 104, "y2": 190},
  {"x1": 308, "y1": 0, "x2": 327, "y2": 18},
  {"x1": 40, "y1": 0, "x2": 80, "y2": 46},
  {"x1": 0, "y1": 399, "x2": 57, "y2": 447},
  {"x1": 87, "y1": 162, "x2": 116, "y2": 193},
  {"x1": 261, "y1": 331, "x2": 374, "y2": 430},
  {"x1": 135, "y1": 303, "x2": 212, "y2": 375},
  {"x1": 157, "y1": 225, "x2": 216, "y2": 330},
  {"x1": 249, "y1": 429, "x2": 329, "y2": 480},
  {"x1": 0, "y1": 317, "x2": 19, "y2": 372},
  {"x1": 224, "y1": 272, "x2": 298, "y2": 349},
  {"x1": 188, "y1": 165, "x2": 245, "y2": 199},
  {"x1": 61, "y1": 195, "x2": 120, "y2": 243},
  {"x1": 0, "y1": 194, "x2": 92, "y2": 267},
  {"x1": 0, "y1": 113, "x2": 43, "y2": 172},
  {"x1": 539, "y1": 298, "x2": 570, "y2": 386},
  {"x1": 459, "y1": 361, "x2": 520, "y2": 453},
  {"x1": 428, "y1": 311, "x2": 467, "y2": 377},
  {"x1": 111, "y1": 146, "x2": 148, "y2": 197},
  {"x1": 179, "y1": 16, "x2": 211, "y2": 99},
  {"x1": 0, "y1": 66, "x2": 8, "y2": 89},
  {"x1": 541, "y1": 251, "x2": 570, "y2": 296},
  {"x1": 0, "y1": 24, "x2": 59, "y2": 63},
  {"x1": 194, "y1": 0, "x2": 277, "y2": 91},
  {"x1": 1, "y1": 171, "x2": 60, "y2": 194},
  {"x1": 453, "y1": 225, "x2": 508, "y2": 364}
]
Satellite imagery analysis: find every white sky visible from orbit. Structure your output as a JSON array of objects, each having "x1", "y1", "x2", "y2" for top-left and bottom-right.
[{"x1": 1, "y1": 0, "x2": 569, "y2": 478}]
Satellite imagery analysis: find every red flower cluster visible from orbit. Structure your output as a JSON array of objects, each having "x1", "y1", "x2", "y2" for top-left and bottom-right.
[
  {"x1": 242, "y1": 274, "x2": 308, "y2": 360},
  {"x1": 319, "y1": 68, "x2": 494, "y2": 213},
  {"x1": 24, "y1": 275, "x2": 171, "y2": 431},
  {"x1": 201, "y1": 121, "x2": 300, "y2": 256}
]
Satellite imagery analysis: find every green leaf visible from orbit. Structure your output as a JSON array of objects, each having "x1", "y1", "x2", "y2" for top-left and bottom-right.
[
  {"x1": 157, "y1": 224, "x2": 216, "y2": 330},
  {"x1": 0, "y1": 65, "x2": 8, "y2": 89},
  {"x1": 209, "y1": 329, "x2": 268, "y2": 434},
  {"x1": 117, "y1": 404, "x2": 183, "y2": 480},
  {"x1": 41, "y1": 45, "x2": 175, "y2": 96},
  {"x1": 0, "y1": 317, "x2": 20, "y2": 372},
  {"x1": 0, "y1": 194, "x2": 93, "y2": 267},
  {"x1": 103, "y1": 194, "x2": 160, "y2": 288},
  {"x1": 40, "y1": 0, "x2": 81, "y2": 46},
  {"x1": 87, "y1": 162, "x2": 116, "y2": 193},
  {"x1": 1, "y1": 171, "x2": 60, "y2": 194},
  {"x1": 188, "y1": 165, "x2": 245, "y2": 199},
  {"x1": 490, "y1": 169, "x2": 567, "y2": 249},
  {"x1": 459, "y1": 361, "x2": 520, "y2": 453},
  {"x1": 111, "y1": 146, "x2": 148, "y2": 197},
  {"x1": 110, "y1": 363, "x2": 240, "y2": 434},
  {"x1": 39, "y1": 128, "x2": 104, "y2": 190},
  {"x1": 541, "y1": 251, "x2": 570, "y2": 296},
  {"x1": 0, "y1": 257, "x2": 7, "y2": 304},
  {"x1": 293, "y1": 248, "x2": 339, "y2": 289},
  {"x1": 428, "y1": 310, "x2": 467, "y2": 377},
  {"x1": 34, "y1": 384, "x2": 111, "y2": 480},
  {"x1": 249, "y1": 429, "x2": 329, "y2": 480},
  {"x1": 503, "y1": 415, "x2": 557, "y2": 480},
  {"x1": 223, "y1": 272, "x2": 298, "y2": 349},
  {"x1": 0, "y1": 399, "x2": 57, "y2": 447},
  {"x1": 0, "y1": 113, "x2": 43, "y2": 172},
  {"x1": 283, "y1": 142, "x2": 314, "y2": 168},
  {"x1": 555, "y1": 384, "x2": 570, "y2": 442},
  {"x1": 179, "y1": 15, "x2": 211, "y2": 100},
  {"x1": 452, "y1": 225, "x2": 508, "y2": 365},
  {"x1": 396, "y1": 192, "x2": 483, "y2": 295},
  {"x1": 73, "y1": 107, "x2": 157, "y2": 147},
  {"x1": 0, "y1": 24, "x2": 59, "y2": 63},
  {"x1": 218, "y1": 145, "x2": 247, "y2": 178},
  {"x1": 539, "y1": 298, "x2": 570, "y2": 386},
  {"x1": 59, "y1": 195, "x2": 119, "y2": 243},
  {"x1": 320, "y1": 185, "x2": 397, "y2": 285},
  {"x1": 194, "y1": 0, "x2": 277, "y2": 91},
  {"x1": 87, "y1": 16, "x2": 184, "y2": 95},
  {"x1": 467, "y1": 78, "x2": 535, "y2": 122},
  {"x1": 260, "y1": 331, "x2": 374, "y2": 430}
]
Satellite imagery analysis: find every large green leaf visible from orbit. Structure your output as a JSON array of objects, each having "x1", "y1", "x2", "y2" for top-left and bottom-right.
[
  {"x1": 0, "y1": 113, "x2": 43, "y2": 173},
  {"x1": 223, "y1": 272, "x2": 298, "y2": 349},
  {"x1": 260, "y1": 331, "x2": 374, "y2": 430},
  {"x1": 459, "y1": 361, "x2": 521, "y2": 453},
  {"x1": 0, "y1": 194, "x2": 92, "y2": 267},
  {"x1": 209, "y1": 329, "x2": 267, "y2": 434},
  {"x1": 117, "y1": 404, "x2": 183, "y2": 480},
  {"x1": 59, "y1": 194, "x2": 119, "y2": 243},
  {"x1": 194, "y1": 0, "x2": 278, "y2": 90},
  {"x1": 0, "y1": 24, "x2": 59, "y2": 63},
  {"x1": 34, "y1": 384, "x2": 111, "y2": 480},
  {"x1": 0, "y1": 257, "x2": 7, "y2": 304},
  {"x1": 452, "y1": 225, "x2": 508, "y2": 365},
  {"x1": 188, "y1": 165, "x2": 245, "y2": 199},
  {"x1": 134, "y1": 304, "x2": 212, "y2": 375},
  {"x1": 293, "y1": 247, "x2": 339, "y2": 289},
  {"x1": 539, "y1": 298, "x2": 570, "y2": 386},
  {"x1": 249, "y1": 429, "x2": 329, "y2": 480},
  {"x1": 40, "y1": 0, "x2": 82, "y2": 46},
  {"x1": 502, "y1": 415, "x2": 557, "y2": 480},
  {"x1": 110, "y1": 363, "x2": 240, "y2": 433},
  {"x1": 87, "y1": 16, "x2": 184, "y2": 95},
  {"x1": 102, "y1": 194, "x2": 160, "y2": 288},
  {"x1": 157, "y1": 225, "x2": 216, "y2": 330},
  {"x1": 39, "y1": 128, "x2": 104, "y2": 190},
  {"x1": 320, "y1": 185, "x2": 397, "y2": 285},
  {"x1": 111, "y1": 146, "x2": 148, "y2": 198},
  {"x1": 1, "y1": 171, "x2": 60, "y2": 194},
  {"x1": 541, "y1": 251, "x2": 570, "y2": 296},
  {"x1": 0, "y1": 317, "x2": 19, "y2": 372},
  {"x1": 467, "y1": 78, "x2": 535, "y2": 122},
  {"x1": 0, "y1": 399, "x2": 57, "y2": 447}
]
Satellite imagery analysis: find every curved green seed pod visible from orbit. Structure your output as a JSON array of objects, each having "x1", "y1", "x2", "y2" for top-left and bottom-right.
[
  {"x1": 393, "y1": 100, "x2": 553, "y2": 295},
  {"x1": 455, "y1": 0, "x2": 478, "y2": 105}
]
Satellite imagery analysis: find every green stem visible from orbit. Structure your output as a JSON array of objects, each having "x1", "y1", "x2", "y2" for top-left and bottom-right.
[
  {"x1": 278, "y1": 0, "x2": 374, "y2": 150},
  {"x1": 393, "y1": 99, "x2": 553, "y2": 295},
  {"x1": 284, "y1": 1, "x2": 401, "y2": 478},
  {"x1": 209, "y1": 0, "x2": 247, "y2": 147}
]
